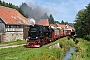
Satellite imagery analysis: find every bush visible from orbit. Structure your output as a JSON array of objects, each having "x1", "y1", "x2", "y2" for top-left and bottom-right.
[
  {"x1": 83, "y1": 35, "x2": 88, "y2": 40},
  {"x1": 16, "y1": 39, "x2": 22, "y2": 41},
  {"x1": 75, "y1": 40, "x2": 79, "y2": 44},
  {"x1": 87, "y1": 34, "x2": 90, "y2": 41},
  {"x1": 83, "y1": 34, "x2": 90, "y2": 41},
  {"x1": 67, "y1": 36, "x2": 70, "y2": 40},
  {"x1": 75, "y1": 47, "x2": 80, "y2": 52}
]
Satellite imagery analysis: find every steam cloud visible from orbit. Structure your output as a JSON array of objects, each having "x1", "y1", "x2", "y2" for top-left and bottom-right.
[
  {"x1": 20, "y1": 2, "x2": 52, "y2": 22},
  {"x1": 28, "y1": 18, "x2": 35, "y2": 25}
]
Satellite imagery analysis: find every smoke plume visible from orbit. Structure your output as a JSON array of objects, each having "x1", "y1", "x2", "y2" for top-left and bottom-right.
[{"x1": 20, "y1": 2, "x2": 51, "y2": 22}]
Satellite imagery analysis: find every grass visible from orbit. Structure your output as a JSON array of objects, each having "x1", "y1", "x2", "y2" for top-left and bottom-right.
[
  {"x1": 0, "y1": 37, "x2": 76, "y2": 60},
  {"x1": 0, "y1": 47, "x2": 62, "y2": 60},
  {"x1": 1, "y1": 36, "x2": 90, "y2": 60},
  {"x1": 59, "y1": 37, "x2": 75, "y2": 53}
]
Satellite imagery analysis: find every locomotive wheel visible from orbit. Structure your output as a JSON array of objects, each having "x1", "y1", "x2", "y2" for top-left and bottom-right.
[{"x1": 40, "y1": 39, "x2": 45, "y2": 46}]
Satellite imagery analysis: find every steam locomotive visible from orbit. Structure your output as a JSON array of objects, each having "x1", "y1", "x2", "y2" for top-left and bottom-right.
[{"x1": 26, "y1": 24, "x2": 75, "y2": 47}]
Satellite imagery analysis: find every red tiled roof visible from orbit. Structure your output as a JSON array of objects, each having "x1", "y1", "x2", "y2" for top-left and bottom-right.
[
  {"x1": 55, "y1": 23, "x2": 75, "y2": 30},
  {"x1": 37, "y1": 19, "x2": 49, "y2": 26},
  {"x1": 56, "y1": 23, "x2": 65, "y2": 28},
  {"x1": 67, "y1": 25, "x2": 75, "y2": 31},
  {"x1": 0, "y1": 6, "x2": 28, "y2": 25},
  {"x1": 49, "y1": 24, "x2": 55, "y2": 28}
]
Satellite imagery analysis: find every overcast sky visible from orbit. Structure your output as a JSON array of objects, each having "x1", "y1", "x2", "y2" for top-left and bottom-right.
[{"x1": 2, "y1": 0, "x2": 90, "y2": 23}]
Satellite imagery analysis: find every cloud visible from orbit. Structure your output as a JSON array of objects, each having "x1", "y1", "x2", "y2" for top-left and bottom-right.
[{"x1": 48, "y1": 0, "x2": 90, "y2": 22}]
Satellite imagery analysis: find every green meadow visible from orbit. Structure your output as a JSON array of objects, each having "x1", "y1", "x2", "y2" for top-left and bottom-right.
[{"x1": 0, "y1": 37, "x2": 90, "y2": 60}]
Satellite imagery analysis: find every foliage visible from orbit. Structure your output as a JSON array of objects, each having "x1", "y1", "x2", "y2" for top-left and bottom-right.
[
  {"x1": 59, "y1": 38, "x2": 75, "y2": 52},
  {"x1": 61, "y1": 20, "x2": 69, "y2": 25},
  {"x1": 61, "y1": 20, "x2": 64, "y2": 24},
  {"x1": 87, "y1": 34, "x2": 90, "y2": 41},
  {"x1": 74, "y1": 9, "x2": 86, "y2": 37},
  {"x1": 48, "y1": 14, "x2": 55, "y2": 24},
  {"x1": 68, "y1": 23, "x2": 74, "y2": 27},
  {"x1": 41, "y1": 13, "x2": 49, "y2": 19},
  {"x1": 67, "y1": 36, "x2": 70, "y2": 40},
  {"x1": 69, "y1": 38, "x2": 90, "y2": 60},
  {"x1": 0, "y1": 37, "x2": 75, "y2": 60},
  {"x1": 74, "y1": 3, "x2": 90, "y2": 38},
  {"x1": 0, "y1": 46, "x2": 63, "y2": 60},
  {"x1": 54, "y1": 21, "x2": 60, "y2": 24},
  {"x1": 64, "y1": 21, "x2": 68, "y2": 24},
  {"x1": 48, "y1": 14, "x2": 60, "y2": 24}
]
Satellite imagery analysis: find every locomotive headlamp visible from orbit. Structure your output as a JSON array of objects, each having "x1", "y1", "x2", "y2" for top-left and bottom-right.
[
  {"x1": 28, "y1": 37, "x2": 30, "y2": 39},
  {"x1": 36, "y1": 37, "x2": 38, "y2": 39}
]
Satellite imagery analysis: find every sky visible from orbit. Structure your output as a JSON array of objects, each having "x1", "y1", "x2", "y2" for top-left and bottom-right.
[{"x1": 2, "y1": 0, "x2": 90, "y2": 23}]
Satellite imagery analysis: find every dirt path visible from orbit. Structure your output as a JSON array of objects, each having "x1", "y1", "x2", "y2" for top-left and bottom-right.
[{"x1": 0, "y1": 44, "x2": 26, "y2": 49}]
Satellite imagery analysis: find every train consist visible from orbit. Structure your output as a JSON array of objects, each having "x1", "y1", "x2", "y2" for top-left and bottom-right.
[{"x1": 26, "y1": 24, "x2": 75, "y2": 47}]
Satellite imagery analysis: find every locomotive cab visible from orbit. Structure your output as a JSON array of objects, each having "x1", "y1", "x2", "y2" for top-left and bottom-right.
[{"x1": 42, "y1": 26, "x2": 54, "y2": 43}]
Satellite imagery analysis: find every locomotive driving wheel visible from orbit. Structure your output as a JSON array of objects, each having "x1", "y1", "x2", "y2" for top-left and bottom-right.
[{"x1": 40, "y1": 39, "x2": 45, "y2": 47}]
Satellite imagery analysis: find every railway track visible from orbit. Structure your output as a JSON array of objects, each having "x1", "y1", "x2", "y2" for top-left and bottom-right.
[{"x1": 0, "y1": 44, "x2": 26, "y2": 49}]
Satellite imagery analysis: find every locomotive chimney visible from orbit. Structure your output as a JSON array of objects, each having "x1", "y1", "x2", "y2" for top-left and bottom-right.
[
  {"x1": 65, "y1": 24, "x2": 68, "y2": 29},
  {"x1": 28, "y1": 18, "x2": 36, "y2": 26}
]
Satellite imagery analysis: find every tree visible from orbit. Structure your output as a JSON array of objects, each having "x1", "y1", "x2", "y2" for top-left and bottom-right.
[
  {"x1": 64, "y1": 21, "x2": 68, "y2": 24},
  {"x1": 0, "y1": 0, "x2": 2, "y2": 6},
  {"x1": 85, "y1": 3, "x2": 90, "y2": 35},
  {"x1": 61, "y1": 20, "x2": 64, "y2": 24},
  {"x1": 74, "y1": 9, "x2": 86, "y2": 37},
  {"x1": 48, "y1": 14, "x2": 55, "y2": 24},
  {"x1": 54, "y1": 21, "x2": 60, "y2": 24},
  {"x1": 74, "y1": 3, "x2": 90, "y2": 38},
  {"x1": 41, "y1": 13, "x2": 49, "y2": 19}
]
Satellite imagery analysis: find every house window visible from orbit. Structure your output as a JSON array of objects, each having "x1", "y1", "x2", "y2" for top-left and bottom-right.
[
  {"x1": 16, "y1": 25, "x2": 23, "y2": 28},
  {"x1": 8, "y1": 25, "x2": 9, "y2": 28},
  {"x1": 5, "y1": 25, "x2": 7, "y2": 28},
  {"x1": 6, "y1": 25, "x2": 23, "y2": 28},
  {"x1": 10, "y1": 25, "x2": 13, "y2": 28},
  {"x1": 6, "y1": 25, "x2": 10, "y2": 28}
]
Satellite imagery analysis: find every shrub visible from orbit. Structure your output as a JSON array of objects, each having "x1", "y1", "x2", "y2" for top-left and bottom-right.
[
  {"x1": 87, "y1": 34, "x2": 90, "y2": 41},
  {"x1": 83, "y1": 35, "x2": 88, "y2": 40},
  {"x1": 16, "y1": 39, "x2": 22, "y2": 41},
  {"x1": 75, "y1": 40, "x2": 79, "y2": 44},
  {"x1": 75, "y1": 47, "x2": 80, "y2": 52},
  {"x1": 67, "y1": 36, "x2": 70, "y2": 40},
  {"x1": 83, "y1": 34, "x2": 90, "y2": 41}
]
